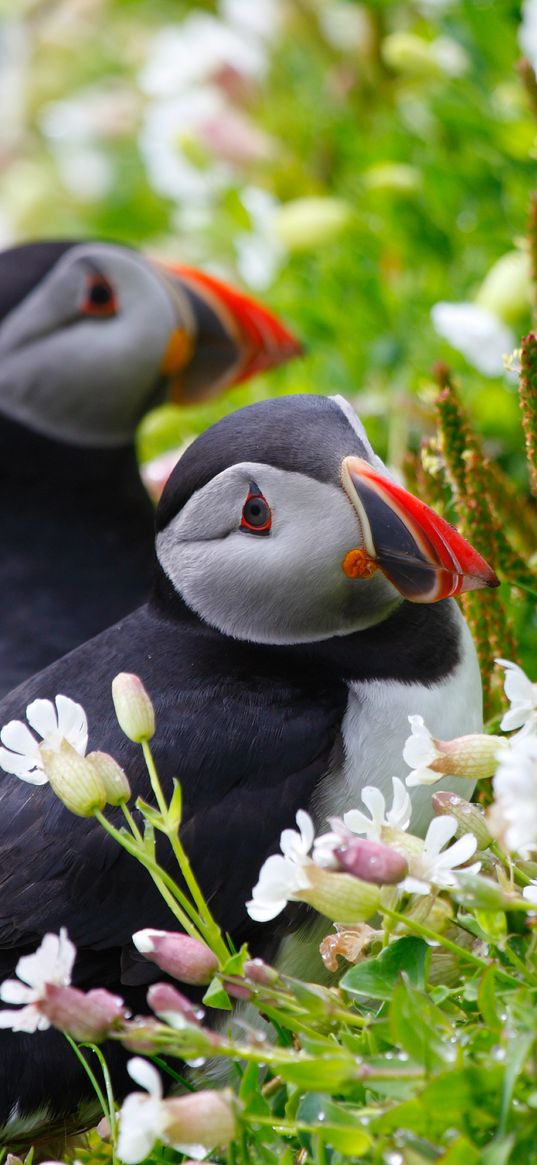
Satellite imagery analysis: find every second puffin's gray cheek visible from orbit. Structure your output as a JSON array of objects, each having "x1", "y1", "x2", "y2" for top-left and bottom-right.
[{"x1": 157, "y1": 471, "x2": 402, "y2": 644}]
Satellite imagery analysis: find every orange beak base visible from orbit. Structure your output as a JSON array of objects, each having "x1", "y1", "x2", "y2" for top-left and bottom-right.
[{"x1": 342, "y1": 456, "x2": 500, "y2": 603}]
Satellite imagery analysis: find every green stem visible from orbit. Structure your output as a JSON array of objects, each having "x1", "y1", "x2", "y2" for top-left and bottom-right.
[
  {"x1": 500, "y1": 576, "x2": 537, "y2": 601},
  {"x1": 141, "y1": 741, "x2": 229, "y2": 963},
  {"x1": 381, "y1": 906, "x2": 521, "y2": 988},
  {"x1": 63, "y1": 1034, "x2": 111, "y2": 1130},
  {"x1": 87, "y1": 1043, "x2": 118, "y2": 1147},
  {"x1": 120, "y1": 801, "x2": 143, "y2": 844},
  {"x1": 95, "y1": 810, "x2": 205, "y2": 941}
]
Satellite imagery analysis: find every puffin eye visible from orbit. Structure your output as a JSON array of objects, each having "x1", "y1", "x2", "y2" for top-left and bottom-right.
[
  {"x1": 240, "y1": 482, "x2": 272, "y2": 536},
  {"x1": 80, "y1": 273, "x2": 118, "y2": 318}
]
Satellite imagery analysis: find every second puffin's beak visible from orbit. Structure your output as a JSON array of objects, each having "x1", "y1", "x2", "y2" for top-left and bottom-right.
[
  {"x1": 152, "y1": 259, "x2": 303, "y2": 403},
  {"x1": 341, "y1": 456, "x2": 499, "y2": 603}
]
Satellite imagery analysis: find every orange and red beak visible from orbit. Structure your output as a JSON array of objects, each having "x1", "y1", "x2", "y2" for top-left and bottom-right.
[
  {"x1": 152, "y1": 259, "x2": 302, "y2": 403},
  {"x1": 341, "y1": 456, "x2": 499, "y2": 603}
]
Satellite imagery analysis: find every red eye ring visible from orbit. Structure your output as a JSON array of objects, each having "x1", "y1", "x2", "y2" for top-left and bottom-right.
[
  {"x1": 80, "y1": 273, "x2": 118, "y2": 318},
  {"x1": 240, "y1": 482, "x2": 272, "y2": 536}
]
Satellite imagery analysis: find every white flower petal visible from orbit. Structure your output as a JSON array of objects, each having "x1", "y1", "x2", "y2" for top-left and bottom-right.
[
  {"x1": 246, "y1": 895, "x2": 287, "y2": 921},
  {"x1": 423, "y1": 815, "x2": 458, "y2": 857},
  {"x1": 343, "y1": 808, "x2": 376, "y2": 836},
  {"x1": 406, "y1": 766, "x2": 443, "y2": 788},
  {"x1": 403, "y1": 715, "x2": 438, "y2": 769},
  {"x1": 0, "y1": 747, "x2": 47, "y2": 782},
  {"x1": 0, "y1": 1004, "x2": 47, "y2": 1032},
  {"x1": 0, "y1": 719, "x2": 40, "y2": 757},
  {"x1": 400, "y1": 875, "x2": 431, "y2": 896},
  {"x1": 361, "y1": 786, "x2": 387, "y2": 826},
  {"x1": 117, "y1": 1092, "x2": 166, "y2": 1163},
  {"x1": 127, "y1": 1057, "x2": 163, "y2": 1098},
  {"x1": 433, "y1": 832, "x2": 477, "y2": 871},
  {"x1": 523, "y1": 883, "x2": 537, "y2": 905},
  {"x1": 15, "y1": 930, "x2": 75, "y2": 993},
  {"x1": 25, "y1": 699, "x2": 59, "y2": 741},
  {"x1": 295, "y1": 809, "x2": 315, "y2": 852},
  {"x1": 55, "y1": 695, "x2": 88, "y2": 753},
  {"x1": 387, "y1": 777, "x2": 412, "y2": 830},
  {"x1": 0, "y1": 980, "x2": 35, "y2": 1005}
]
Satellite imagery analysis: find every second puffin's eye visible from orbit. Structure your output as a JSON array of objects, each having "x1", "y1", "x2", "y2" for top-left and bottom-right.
[
  {"x1": 81, "y1": 273, "x2": 118, "y2": 318},
  {"x1": 240, "y1": 482, "x2": 272, "y2": 536}
]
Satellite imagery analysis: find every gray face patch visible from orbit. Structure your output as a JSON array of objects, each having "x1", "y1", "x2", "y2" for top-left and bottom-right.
[
  {"x1": 156, "y1": 461, "x2": 401, "y2": 645},
  {"x1": 0, "y1": 243, "x2": 178, "y2": 446}
]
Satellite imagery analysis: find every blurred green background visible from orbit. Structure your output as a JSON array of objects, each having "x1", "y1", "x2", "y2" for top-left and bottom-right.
[{"x1": 0, "y1": 0, "x2": 534, "y2": 476}]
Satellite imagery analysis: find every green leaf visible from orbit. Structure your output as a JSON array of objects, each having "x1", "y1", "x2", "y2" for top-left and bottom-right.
[
  {"x1": 479, "y1": 1135, "x2": 516, "y2": 1165},
  {"x1": 477, "y1": 966, "x2": 501, "y2": 1033},
  {"x1": 498, "y1": 1031, "x2": 534, "y2": 1134},
  {"x1": 438, "y1": 1137, "x2": 481, "y2": 1164},
  {"x1": 277, "y1": 1053, "x2": 356, "y2": 1090},
  {"x1": 221, "y1": 944, "x2": 250, "y2": 977},
  {"x1": 340, "y1": 936, "x2": 429, "y2": 1001},
  {"x1": 297, "y1": 1093, "x2": 372, "y2": 1154},
  {"x1": 167, "y1": 778, "x2": 182, "y2": 829},
  {"x1": 390, "y1": 978, "x2": 455, "y2": 1071},
  {"x1": 202, "y1": 976, "x2": 232, "y2": 1011},
  {"x1": 474, "y1": 909, "x2": 507, "y2": 943}
]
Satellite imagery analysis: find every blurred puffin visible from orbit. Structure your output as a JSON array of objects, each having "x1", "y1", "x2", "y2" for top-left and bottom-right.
[
  {"x1": 0, "y1": 239, "x2": 300, "y2": 695},
  {"x1": 0, "y1": 393, "x2": 497, "y2": 1141}
]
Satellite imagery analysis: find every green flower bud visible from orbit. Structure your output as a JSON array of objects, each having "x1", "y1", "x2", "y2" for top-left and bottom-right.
[
  {"x1": 40, "y1": 741, "x2": 107, "y2": 817},
  {"x1": 432, "y1": 791, "x2": 491, "y2": 850},
  {"x1": 273, "y1": 197, "x2": 353, "y2": 252},
  {"x1": 476, "y1": 250, "x2": 532, "y2": 324},
  {"x1": 111, "y1": 673, "x2": 155, "y2": 743},
  {"x1": 296, "y1": 865, "x2": 380, "y2": 924},
  {"x1": 88, "y1": 751, "x2": 131, "y2": 805}
]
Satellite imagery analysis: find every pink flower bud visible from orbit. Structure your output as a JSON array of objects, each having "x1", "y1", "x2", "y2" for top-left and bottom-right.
[
  {"x1": 111, "y1": 673, "x2": 155, "y2": 742},
  {"x1": 243, "y1": 958, "x2": 280, "y2": 986},
  {"x1": 43, "y1": 984, "x2": 125, "y2": 1041},
  {"x1": 121, "y1": 1017, "x2": 164, "y2": 1055},
  {"x1": 335, "y1": 837, "x2": 408, "y2": 885},
  {"x1": 224, "y1": 980, "x2": 252, "y2": 1001},
  {"x1": 147, "y1": 982, "x2": 204, "y2": 1028},
  {"x1": 132, "y1": 929, "x2": 218, "y2": 985},
  {"x1": 164, "y1": 1089, "x2": 237, "y2": 1150}
]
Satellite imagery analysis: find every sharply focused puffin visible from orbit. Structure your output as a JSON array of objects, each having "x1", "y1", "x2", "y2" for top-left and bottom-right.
[
  {"x1": 0, "y1": 239, "x2": 300, "y2": 695},
  {"x1": 0, "y1": 394, "x2": 496, "y2": 1139}
]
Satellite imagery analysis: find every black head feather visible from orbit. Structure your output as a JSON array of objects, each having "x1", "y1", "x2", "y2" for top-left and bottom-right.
[{"x1": 0, "y1": 240, "x2": 78, "y2": 323}]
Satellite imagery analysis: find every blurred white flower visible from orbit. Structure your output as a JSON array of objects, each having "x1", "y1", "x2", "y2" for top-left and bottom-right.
[
  {"x1": 222, "y1": 0, "x2": 282, "y2": 42},
  {"x1": 0, "y1": 695, "x2": 88, "y2": 783},
  {"x1": 0, "y1": 930, "x2": 75, "y2": 1033},
  {"x1": 496, "y1": 658, "x2": 537, "y2": 735},
  {"x1": 118, "y1": 1059, "x2": 168, "y2": 1164},
  {"x1": 139, "y1": 89, "x2": 235, "y2": 204},
  {"x1": 246, "y1": 810, "x2": 314, "y2": 921},
  {"x1": 236, "y1": 186, "x2": 284, "y2": 289},
  {"x1": 430, "y1": 302, "x2": 515, "y2": 377},
  {"x1": 55, "y1": 147, "x2": 113, "y2": 202},
  {"x1": 318, "y1": 3, "x2": 373, "y2": 53},
  {"x1": 519, "y1": 0, "x2": 537, "y2": 70},
  {"x1": 343, "y1": 777, "x2": 411, "y2": 840},
  {"x1": 139, "y1": 15, "x2": 267, "y2": 99},
  {"x1": 491, "y1": 734, "x2": 537, "y2": 857},
  {"x1": 401, "y1": 817, "x2": 480, "y2": 895},
  {"x1": 523, "y1": 880, "x2": 537, "y2": 905}
]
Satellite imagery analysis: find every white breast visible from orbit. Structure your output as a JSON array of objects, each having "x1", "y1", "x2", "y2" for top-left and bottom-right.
[{"x1": 314, "y1": 604, "x2": 482, "y2": 836}]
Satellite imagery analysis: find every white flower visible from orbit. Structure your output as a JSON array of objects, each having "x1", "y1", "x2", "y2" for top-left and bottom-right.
[
  {"x1": 403, "y1": 715, "x2": 441, "y2": 786},
  {"x1": 343, "y1": 778, "x2": 411, "y2": 840},
  {"x1": 139, "y1": 89, "x2": 235, "y2": 205},
  {"x1": 401, "y1": 816, "x2": 480, "y2": 896},
  {"x1": 0, "y1": 695, "x2": 88, "y2": 784},
  {"x1": 139, "y1": 15, "x2": 267, "y2": 99},
  {"x1": 0, "y1": 929, "x2": 76, "y2": 1032},
  {"x1": 117, "y1": 1058, "x2": 168, "y2": 1164},
  {"x1": 523, "y1": 881, "x2": 537, "y2": 906},
  {"x1": 246, "y1": 810, "x2": 314, "y2": 921},
  {"x1": 496, "y1": 658, "x2": 537, "y2": 736},
  {"x1": 519, "y1": 0, "x2": 537, "y2": 71},
  {"x1": 491, "y1": 734, "x2": 537, "y2": 857},
  {"x1": 430, "y1": 302, "x2": 515, "y2": 377}
]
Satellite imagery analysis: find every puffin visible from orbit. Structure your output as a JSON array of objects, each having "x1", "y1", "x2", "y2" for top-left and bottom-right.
[
  {"x1": 0, "y1": 239, "x2": 300, "y2": 696},
  {"x1": 0, "y1": 393, "x2": 496, "y2": 1142}
]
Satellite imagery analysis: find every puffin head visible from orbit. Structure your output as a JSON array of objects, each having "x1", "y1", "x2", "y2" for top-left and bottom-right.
[
  {"x1": 0, "y1": 240, "x2": 300, "y2": 447},
  {"x1": 155, "y1": 394, "x2": 499, "y2": 645}
]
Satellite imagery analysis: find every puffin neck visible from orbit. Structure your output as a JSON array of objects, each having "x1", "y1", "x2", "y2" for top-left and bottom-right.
[
  {"x1": 0, "y1": 412, "x2": 142, "y2": 491},
  {"x1": 150, "y1": 566, "x2": 461, "y2": 687}
]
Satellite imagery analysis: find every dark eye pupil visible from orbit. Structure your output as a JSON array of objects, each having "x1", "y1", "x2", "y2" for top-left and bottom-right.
[
  {"x1": 89, "y1": 281, "x2": 112, "y2": 305},
  {"x1": 244, "y1": 497, "x2": 269, "y2": 526}
]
